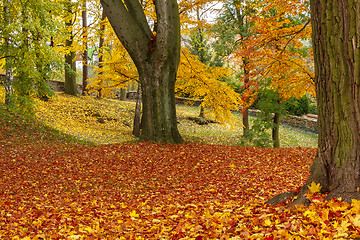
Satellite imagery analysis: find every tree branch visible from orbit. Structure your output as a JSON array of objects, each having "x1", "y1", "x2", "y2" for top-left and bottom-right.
[{"x1": 100, "y1": 0, "x2": 152, "y2": 64}]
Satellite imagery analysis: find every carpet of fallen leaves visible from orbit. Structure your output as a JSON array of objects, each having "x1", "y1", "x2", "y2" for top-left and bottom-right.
[{"x1": 2, "y1": 131, "x2": 360, "y2": 239}]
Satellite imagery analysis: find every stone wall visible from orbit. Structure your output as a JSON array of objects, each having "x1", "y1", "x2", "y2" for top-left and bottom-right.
[
  {"x1": 281, "y1": 114, "x2": 318, "y2": 134},
  {"x1": 47, "y1": 80, "x2": 83, "y2": 93}
]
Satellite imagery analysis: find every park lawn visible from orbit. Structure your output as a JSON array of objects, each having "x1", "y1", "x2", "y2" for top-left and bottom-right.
[
  {"x1": 32, "y1": 92, "x2": 317, "y2": 148},
  {"x1": 1, "y1": 90, "x2": 359, "y2": 239}
]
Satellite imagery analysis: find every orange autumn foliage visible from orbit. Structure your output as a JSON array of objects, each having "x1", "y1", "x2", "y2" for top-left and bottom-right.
[{"x1": 235, "y1": 0, "x2": 314, "y2": 100}]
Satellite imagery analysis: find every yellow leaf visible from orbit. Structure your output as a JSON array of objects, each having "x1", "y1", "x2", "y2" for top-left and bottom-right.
[
  {"x1": 264, "y1": 218, "x2": 272, "y2": 227},
  {"x1": 350, "y1": 215, "x2": 360, "y2": 227},
  {"x1": 308, "y1": 181, "x2": 321, "y2": 193},
  {"x1": 129, "y1": 210, "x2": 139, "y2": 218}
]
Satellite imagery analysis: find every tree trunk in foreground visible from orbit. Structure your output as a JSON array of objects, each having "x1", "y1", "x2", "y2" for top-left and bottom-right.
[
  {"x1": 268, "y1": 0, "x2": 360, "y2": 206},
  {"x1": 101, "y1": 0, "x2": 183, "y2": 143}
]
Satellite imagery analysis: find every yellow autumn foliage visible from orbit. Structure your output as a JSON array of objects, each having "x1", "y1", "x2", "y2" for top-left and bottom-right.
[{"x1": 176, "y1": 48, "x2": 242, "y2": 124}]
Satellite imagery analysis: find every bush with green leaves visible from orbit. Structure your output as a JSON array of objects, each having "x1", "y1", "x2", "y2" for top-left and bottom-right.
[{"x1": 284, "y1": 95, "x2": 310, "y2": 116}]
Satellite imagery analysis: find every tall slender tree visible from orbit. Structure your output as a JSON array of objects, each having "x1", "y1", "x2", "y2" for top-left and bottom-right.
[
  {"x1": 82, "y1": 0, "x2": 88, "y2": 95},
  {"x1": 3, "y1": 0, "x2": 13, "y2": 105},
  {"x1": 212, "y1": 0, "x2": 256, "y2": 137},
  {"x1": 100, "y1": 0, "x2": 183, "y2": 143},
  {"x1": 64, "y1": 0, "x2": 78, "y2": 96}
]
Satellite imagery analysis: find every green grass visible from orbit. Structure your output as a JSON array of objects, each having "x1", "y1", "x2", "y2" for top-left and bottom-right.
[
  {"x1": 176, "y1": 103, "x2": 317, "y2": 148},
  {"x1": 1, "y1": 86, "x2": 317, "y2": 148}
]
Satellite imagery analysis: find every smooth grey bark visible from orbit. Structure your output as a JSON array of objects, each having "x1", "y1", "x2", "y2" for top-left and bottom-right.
[
  {"x1": 268, "y1": 0, "x2": 360, "y2": 206},
  {"x1": 100, "y1": 0, "x2": 183, "y2": 143}
]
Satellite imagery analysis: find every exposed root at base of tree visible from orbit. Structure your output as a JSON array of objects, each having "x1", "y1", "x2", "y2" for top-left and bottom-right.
[{"x1": 267, "y1": 154, "x2": 360, "y2": 207}]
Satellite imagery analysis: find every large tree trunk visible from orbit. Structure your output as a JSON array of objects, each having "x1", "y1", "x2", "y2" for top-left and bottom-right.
[
  {"x1": 138, "y1": 60, "x2": 183, "y2": 143},
  {"x1": 308, "y1": 0, "x2": 360, "y2": 202},
  {"x1": 101, "y1": 0, "x2": 183, "y2": 143},
  {"x1": 268, "y1": 0, "x2": 360, "y2": 206}
]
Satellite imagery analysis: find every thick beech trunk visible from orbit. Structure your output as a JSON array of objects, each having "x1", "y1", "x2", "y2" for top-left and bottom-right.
[
  {"x1": 101, "y1": 0, "x2": 183, "y2": 143},
  {"x1": 268, "y1": 0, "x2": 360, "y2": 206}
]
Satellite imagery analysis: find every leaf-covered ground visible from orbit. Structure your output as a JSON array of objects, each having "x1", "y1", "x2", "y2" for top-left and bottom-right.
[{"x1": 2, "y1": 89, "x2": 359, "y2": 239}]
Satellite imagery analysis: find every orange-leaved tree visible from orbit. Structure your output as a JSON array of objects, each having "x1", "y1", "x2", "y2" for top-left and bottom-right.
[
  {"x1": 233, "y1": 0, "x2": 314, "y2": 146},
  {"x1": 236, "y1": 0, "x2": 314, "y2": 99}
]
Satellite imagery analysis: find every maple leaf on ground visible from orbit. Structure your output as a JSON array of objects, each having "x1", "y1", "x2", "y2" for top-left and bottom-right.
[{"x1": 308, "y1": 181, "x2": 322, "y2": 193}]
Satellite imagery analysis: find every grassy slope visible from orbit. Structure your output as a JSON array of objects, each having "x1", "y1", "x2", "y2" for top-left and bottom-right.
[
  {"x1": 1, "y1": 87, "x2": 317, "y2": 148},
  {"x1": 0, "y1": 103, "x2": 91, "y2": 149}
]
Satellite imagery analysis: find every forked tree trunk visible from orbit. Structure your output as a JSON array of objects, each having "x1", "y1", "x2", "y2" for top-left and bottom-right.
[
  {"x1": 268, "y1": 0, "x2": 360, "y2": 206},
  {"x1": 101, "y1": 0, "x2": 183, "y2": 143}
]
